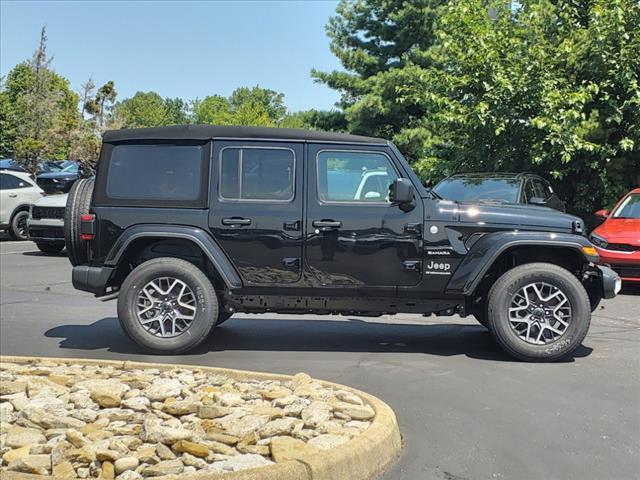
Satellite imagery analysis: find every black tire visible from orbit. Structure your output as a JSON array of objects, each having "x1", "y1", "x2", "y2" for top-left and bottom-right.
[
  {"x1": 64, "y1": 178, "x2": 94, "y2": 266},
  {"x1": 117, "y1": 257, "x2": 218, "y2": 354},
  {"x1": 486, "y1": 262, "x2": 591, "y2": 362},
  {"x1": 36, "y1": 243, "x2": 64, "y2": 254},
  {"x1": 9, "y1": 210, "x2": 29, "y2": 240}
]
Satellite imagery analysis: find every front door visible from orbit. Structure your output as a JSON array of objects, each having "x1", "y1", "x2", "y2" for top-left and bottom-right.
[
  {"x1": 304, "y1": 145, "x2": 423, "y2": 291},
  {"x1": 209, "y1": 141, "x2": 303, "y2": 286}
]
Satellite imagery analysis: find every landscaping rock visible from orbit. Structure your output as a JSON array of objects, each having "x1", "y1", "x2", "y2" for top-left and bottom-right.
[{"x1": 0, "y1": 359, "x2": 374, "y2": 478}]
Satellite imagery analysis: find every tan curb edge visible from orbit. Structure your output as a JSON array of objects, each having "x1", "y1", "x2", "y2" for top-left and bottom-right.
[{"x1": 0, "y1": 356, "x2": 402, "y2": 480}]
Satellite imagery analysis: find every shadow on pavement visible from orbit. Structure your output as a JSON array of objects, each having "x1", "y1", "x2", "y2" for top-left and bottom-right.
[
  {"x1": 22, "y1": 250, "x2": 67, "y2": 258},
  {"x1": 45, "y1": 317, "x2": 592, "y2": 363}
]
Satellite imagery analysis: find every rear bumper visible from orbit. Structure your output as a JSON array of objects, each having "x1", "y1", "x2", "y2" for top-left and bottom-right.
[
  {"x1": 598, "y1": 265, "x2": 622, "y2": 299},
  {"x1": 72, "y1": 265, "x2": 115, "y2": 296}
]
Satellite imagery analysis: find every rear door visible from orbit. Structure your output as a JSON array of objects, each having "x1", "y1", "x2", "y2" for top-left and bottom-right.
[
  {"x1": 0, "y1": 173, "x2": 34, "y2": 224},
  {"x1": 209, "y1": 141, "x2": 304, "y2": 286},
  {"x1": 304, "y1": 144, "x2": 423, "y2": 291}
]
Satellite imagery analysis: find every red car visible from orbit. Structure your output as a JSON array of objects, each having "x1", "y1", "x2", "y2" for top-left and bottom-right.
[{"x1": 590, "y1": 188, "x2": 640, "y2": 282}]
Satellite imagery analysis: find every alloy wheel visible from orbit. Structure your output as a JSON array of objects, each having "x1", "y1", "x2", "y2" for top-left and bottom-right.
[
  {"x1": 135, "y1": 276, "x2": 197, "y2": 337},
  {"x1": 508, "y1": 282, "x2": 572, "y2": 345}
]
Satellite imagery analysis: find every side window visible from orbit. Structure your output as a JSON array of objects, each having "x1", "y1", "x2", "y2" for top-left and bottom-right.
[
  {"x1": 106, "y1": 144, "x2": 206, "y2": 204},
  {"x1": 0, "y1": 173, "x2": 29, "y2": 190},
  {"x1": 523, "y1": 181, "x2": 536, "y2": 202},
  {"x1": 317, "y1": 151, "x2": 398, "y2": 203},
  {"x1": 532, "y1": 180, "x2": 548, "y2": 199},
  {"x1": 219, "y1": 147, "x2": 294, "y2": 202}
]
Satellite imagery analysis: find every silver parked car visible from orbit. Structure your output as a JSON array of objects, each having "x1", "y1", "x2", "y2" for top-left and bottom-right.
[{"x1": 28, "y1": 193, "x2": 67, "y2": 254}]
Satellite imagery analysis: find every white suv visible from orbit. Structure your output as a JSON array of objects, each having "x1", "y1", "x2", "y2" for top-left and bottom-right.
[{"x1": 0, "y1": 171, "x2": 44, "y2": 240}]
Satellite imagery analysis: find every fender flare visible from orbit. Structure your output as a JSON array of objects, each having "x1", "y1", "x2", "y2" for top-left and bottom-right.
[
  {"x1": 445, "y1": 231, "x2": 597, "y2": 295},
  {"x1": 104, "y1": 224, "x2": 242, "y2": 289}
]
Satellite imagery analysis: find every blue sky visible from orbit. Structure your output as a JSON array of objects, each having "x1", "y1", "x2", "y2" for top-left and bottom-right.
[{"x1": 0, "y1": 0, "x2": 343, "y2": 112}]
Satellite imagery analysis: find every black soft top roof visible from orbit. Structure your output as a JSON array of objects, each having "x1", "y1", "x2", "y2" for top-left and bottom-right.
[{"x1": 102, "y1": 125, "x2": 386, "y2": 145}]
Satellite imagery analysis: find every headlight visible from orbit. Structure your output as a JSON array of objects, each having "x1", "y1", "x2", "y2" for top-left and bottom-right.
[{"x1": 590, "y1": 233, "x2": 608, "y2": 248}]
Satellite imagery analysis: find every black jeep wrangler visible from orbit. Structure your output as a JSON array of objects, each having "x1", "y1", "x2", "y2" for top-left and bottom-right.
[{"x1": 66, "y1": 125, "x2": 620, "y2": 361}]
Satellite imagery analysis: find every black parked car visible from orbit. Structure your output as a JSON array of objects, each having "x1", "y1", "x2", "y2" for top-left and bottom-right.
[
  {"x1": 433, "y1": 173, "x2": 566, "y2": 212},
  {"x1": 36, "y1": 161, "x2": 79, "y2": 194},
  {"x1": 64, "y1": 125, "x2": 619, "y2": 361}
]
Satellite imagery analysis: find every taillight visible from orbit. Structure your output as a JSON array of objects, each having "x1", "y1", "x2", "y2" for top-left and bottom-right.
[{"x1": 80, "y1": 214, "x2": 95, "y2": 240}]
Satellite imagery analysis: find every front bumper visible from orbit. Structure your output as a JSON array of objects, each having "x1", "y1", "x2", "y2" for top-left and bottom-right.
[
  {"x1": 27, "y1": 218, "x2": 65, "y2": 244},
  {"x1": 598, "y1": 265, "x2": 622, "y2": 299},
  {"x1": 72, "y1": 265, "x2": 115, "y2": 296}
]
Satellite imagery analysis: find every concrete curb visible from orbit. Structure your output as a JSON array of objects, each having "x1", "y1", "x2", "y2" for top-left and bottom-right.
[{"x1": 0, "y1": 356, "x2": 402, "y2": 480}]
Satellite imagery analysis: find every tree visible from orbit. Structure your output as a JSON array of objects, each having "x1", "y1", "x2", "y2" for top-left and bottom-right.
[
  {"x1": 79, "y1": 78, "x2": 96, "y2": 118},
  {"x1": 163, "y1": 97, "x2": 191, "y2": 125},
  {"x1": 193, "y1": 89, "x2": 279, "y2": 127},
  {"x1": 280, "y1": 109, "x2": 347, "y2": 131},
  {"x1": 0, "y1": 27, "x2": 79, "y2": 172},
  {"x1": 95, "y1": 81, "x2": 117, "y2": 127},
  {"x1": 315, "y1": 0, "x2": 640, "y2": 217},
  {"x1": 111, "y1": 91, "x2": 169, "y2": 128},
  {"x1": 229, "y1": 86, "x2": 287, "y2": 123},
  {"x1": 193, "y1": 95, "x2": 231, "y2": 125}
]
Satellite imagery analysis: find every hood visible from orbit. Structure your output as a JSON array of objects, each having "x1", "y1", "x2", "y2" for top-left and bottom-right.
[
  {"x1": 37, "y1": 171, "x2": 78, "y2": 181},
  {"x1": 438, "y1": 200, "x2": 583, "y2": 233},
  {"x1": 33, "y1": 193, "x2": 68, "y2": 207},
  {"x1": 593, "y1": 218, "x2": 640, "y2": 244}
]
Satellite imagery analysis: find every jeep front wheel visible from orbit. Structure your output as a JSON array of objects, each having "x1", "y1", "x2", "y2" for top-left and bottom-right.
[
  {"x1": 486, "y1": 262, "x2": 591, "y2": 362},
  {"x1": 117, "y1": 257, "x2": 218, "y2": 354}
]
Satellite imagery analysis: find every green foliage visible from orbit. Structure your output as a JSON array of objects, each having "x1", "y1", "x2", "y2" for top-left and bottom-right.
[
  {"x1": 229, "y1": 86, "x2": 286, "y2": 122},
  {"x1": 13, "y1": 138, "x2": 47, "y2": 174},
  {"x1": 111, "y1": 91, "x2": 171, "y2": 128},
  {"x1": 315, "y1": 0, "x2": 640, "y2": 217},
  {"x1": 194, "y1": 87, "x2": 301, "y2": 128},
  {"x1": 0, "y1": 28, "x2": 79, "y2": 167}
]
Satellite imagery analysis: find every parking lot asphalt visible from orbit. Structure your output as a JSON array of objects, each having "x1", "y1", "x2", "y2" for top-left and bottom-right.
[{"x1": 0, "y1": 237, "x2": 639, "y2": 480}]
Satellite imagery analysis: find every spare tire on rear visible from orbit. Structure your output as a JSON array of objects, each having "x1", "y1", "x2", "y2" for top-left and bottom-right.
[{"x1": 64, "y1": 178, "x2": 94, "y2": 266}]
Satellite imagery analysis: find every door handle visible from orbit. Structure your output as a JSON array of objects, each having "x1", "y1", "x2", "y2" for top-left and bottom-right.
[
  {"x1": 222, "y1": 217, "x2": 252, "y2": 226},
  {"x1": 8, "y1": 193, "x2": 17, "y2": 198},
  {"x1": 312, "y1": 220, "x2": 342, "y2": 229}
]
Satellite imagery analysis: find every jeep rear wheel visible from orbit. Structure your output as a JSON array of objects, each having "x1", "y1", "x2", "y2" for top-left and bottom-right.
[
  {"x1": 486, "y1": 262, "x2": 591, "y2": 362},
  {"x1": 64, "y1": 178, "x2": 94, "y2": 266},
  {"x1": 117, "y1": 257, "x2": 218, "y2": 354}
]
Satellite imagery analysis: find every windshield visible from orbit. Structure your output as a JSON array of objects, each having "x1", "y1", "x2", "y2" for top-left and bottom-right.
[
  {"x1": 433, "y1": 178, "x2": 521, "y2": 203},
  {"x1": 61, "y1": 163, "x2": 78, "y2": 173},
  {"x1": 612, "y1": 193, "x2": 640, "y2": 219}
]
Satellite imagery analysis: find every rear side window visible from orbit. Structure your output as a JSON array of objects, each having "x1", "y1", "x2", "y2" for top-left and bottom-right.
[
  {"x1": 219, "y1": 147, "x2": 294, "y2": 202},
  {"x1": 0, "y1": 173, "x2": 31, "y2": 190},
  {"x1": 104, "y1": 144, "x2": 208, "y2": 207}
]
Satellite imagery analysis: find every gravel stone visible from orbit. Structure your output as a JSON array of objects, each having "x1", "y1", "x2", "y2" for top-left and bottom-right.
[{"x1": 0, "y1": 360, "x2": 373, "y2": 478}]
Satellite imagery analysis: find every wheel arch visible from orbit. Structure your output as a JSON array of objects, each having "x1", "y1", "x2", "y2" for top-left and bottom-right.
[
  {"x1": 447, "y1": 231, "x2": 598, "y2": 299},
  {"x1": 10, "y1": 203, "x2": 31, "y2": 219},
  {"x1": 105, "y1": 225, "x2": 242, "y2": 291}
]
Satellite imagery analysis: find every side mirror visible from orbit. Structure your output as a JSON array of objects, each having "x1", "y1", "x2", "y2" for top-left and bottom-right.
[
  {"x1": 389, "y1": 178, "x2": 415, "y2": 212},
  {"x1": 595, "y1": 209, "x2": 609, "y2": 219},
  {"x1": 529, "y1": 197, "x2": 546, "y2": 206}
]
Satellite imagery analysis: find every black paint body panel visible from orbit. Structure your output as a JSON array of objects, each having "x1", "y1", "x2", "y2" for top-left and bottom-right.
[{"x1": 78, "y1": 127, "x2": 608, "y2": 314}]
